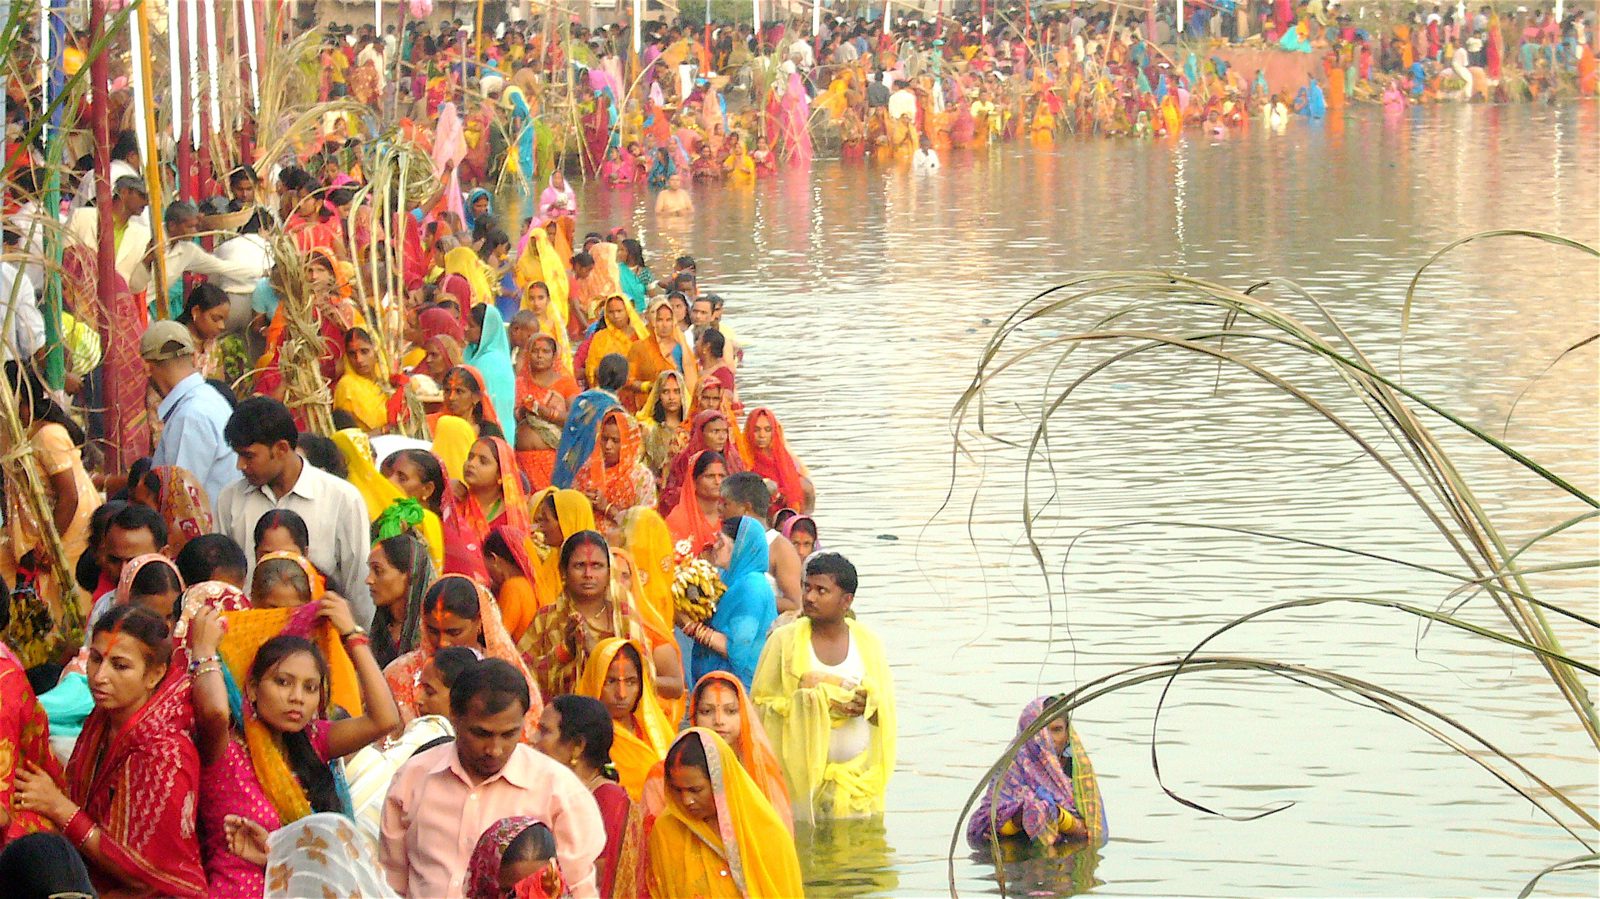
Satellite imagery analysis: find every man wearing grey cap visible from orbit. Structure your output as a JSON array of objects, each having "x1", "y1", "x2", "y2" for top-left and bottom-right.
[
  {"x1": 143, "y1": 320, "x2": 239, "y2": 513},
  {"x1": 64, "y1": 175, "x2": 151, "y2": 284}
]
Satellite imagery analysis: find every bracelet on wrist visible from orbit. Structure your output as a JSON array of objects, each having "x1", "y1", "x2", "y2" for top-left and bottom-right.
[
  {"x1": 344, "y1": 633, "x2": 371, "y2": 649},
  {"x1": 64, "y1": 809, "x2": 94, "y2": 844},
  {"x1": 187, "y1": 654, "x2": 220, "y2": 675}
]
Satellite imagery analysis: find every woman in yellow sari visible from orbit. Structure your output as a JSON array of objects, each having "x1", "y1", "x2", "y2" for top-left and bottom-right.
[
  {"x1": 333, "y1": 429, "x2": 445, "y2": 571},
  {"x1": 577, "y1": 638, "x2": 675, "y2": 801},
  {"x1": 619, "y1": 507, "x2": 675, "y2": 639},
  {"x1": 332, "y1": 327, "x2": 391, "y2": 433},
  {"x1": 430, "y1": 414, "x2": 477, "y2": 481},
  {"x1": 443, "y1": 245, "x2": 495, "y2": 307},
  {"x1": 528, "y1": 488, "x2": 597, "y2": 609},
  {"x1": 647, "y1": 729, "x2": 803, "y2": 899},
  {"x1": 584, "y1": 295, "x2": 644, "y2": 388}
]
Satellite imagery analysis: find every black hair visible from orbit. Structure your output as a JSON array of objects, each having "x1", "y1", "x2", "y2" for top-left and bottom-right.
[
  {"x1": 177, "y1": 282, "x2": 230, "y2": 325},
  {"x1": 719, "y1": 472, "x2": 769, "y2": 516},
  {"x1": 558, "y1": 530, "x2": 610, "y2": 572},
  {"x1": 502, "y1": 821, "x2": 558, "y2": 867},
  {"x1": 432, "y1": 645, "x2": 480, "y2": 689},
  {"x1": 478, "y1": 420, "x2": 506, "y2": 441},
  {"x1": 595, "y1": 353, "x2": 629, "y2": 392},
  {"x1": 225, "y1": 396, "x2": 299, "y2": 452},
  {"x1": 570, "y1": 250, "x2": 594, "y2": 268},
  {"x1": 549, "y1": 694, "x2": 614, "y2": 772},
  {"x1": 389, "y1": 449, "x2": 446, "y2": 515},
  {"x1": 253, "y1": 508, "x2": 310, "y2": 553},
  {"x1": 129, "y1": 561, "x2": 184, "y2": 615},
  {"x1": 482, "y1": 529, "x2": 519, "y2": 567},
  {"x1": 5, "y1": 361, "x2": 86, "y2": 446},
  {"x1": 424, "y1": 574, "x2": 482, "y2": 620},
  {"x1": 789, "y1": 517, "x2": 818, "y2": 541},
  {"x1": 248, "y1": 635, "x2": 341, "y2": 814},
  {"x1": 707, "y1": 295, "x2": 726, "y2": 312},
  {"x1": 125, "y1": 456, "x2": 160, "y2": 502},
  {"x1": 298, "y1": 433, "x2": 347, "y2": 478},
  {"x1": 691, "y1": 450, "x2": 726, "y2": 480},
  {"x1": 92, "y1": 604, "x2": 173, "y2": 667},
  {"x1": 77, "y1": 500, "x2": 128, "y2": 590},
  {"x1": 620, "y1": 238, "x2": 645, "y2": 268},
  {"x1": 111, "y1": 129, "x2": 140, "y2": 161},
  {"x1": 229, "y1": 164, "x2": 258, "y2": 187},
  {"x1": 720, "y1": 516, "x2": 742, "y2": 540},
  {"x1": 344, "y1": 326, "x2": 374, "y2": 349},
  {"x1": 110, "y1": 502, "x2": 169, "y2": 550},
  {"x1": 665, "y1": 729, "x2": 711, "y2": 780},
  {"x1": 449, "y1": 657, "x2": 531, "y2": 717},
  {"x1": 699, "y1": 329, "x2": 726, "y2": 358},
  {"x1": 174, "y1": 533, "x2": 249, "y2": 586},
  {"x1": 480, "y1": 229, "x2": 510, "y2": 259},
  {"x1": 674, "y1": 255, "x2": 695, "y2": 270},
  {"x1": 805, "y1": 551, "x2": 858, "y2": 594},
  {"x1": 369, "y1": 533, "x2": 428, "y2": 665},
  {"x1": 252, "y1": 557, "x2": 312, "y2": 604},
  {"x1": 277, "y1": 166, "x2": 315, "y2": 193}
]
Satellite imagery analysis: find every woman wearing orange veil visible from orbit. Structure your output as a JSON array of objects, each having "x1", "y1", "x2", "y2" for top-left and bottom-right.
[
  {"x1": 628, "y1": 296, "x2": 699, "y2": 401},
  {"x1": 440, "y1": 436, "x2": 529, "y2": 581},
  {"x1": 514, "y1": 334, "x2": 581, "y2": 492},
  {"x1": 572, "y1": 409, "x2": 657, "y2": 527},
  {"x1": 576, "y1": 638, "x2": 676, "y2": 801},
  {"x1": 666, "y1": 450, "x2": 726, "y2": 552}
]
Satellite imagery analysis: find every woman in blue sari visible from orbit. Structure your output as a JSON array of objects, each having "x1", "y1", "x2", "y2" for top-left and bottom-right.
[
  {"x1": 464, "y1": 187, "x2": 494, "y2": 237},
  {"x1": 551, "y1": 353, "x2": 625, "y2": 487},
  {"x1": 683, "y1": 516, "x2": 776, "y2": 690},
  {"x1": 464, "y1": 303, "x2": 517, "y2": 429},
  {"x1": 617, "y1": 239, "x2": 652, "y2": 314}
]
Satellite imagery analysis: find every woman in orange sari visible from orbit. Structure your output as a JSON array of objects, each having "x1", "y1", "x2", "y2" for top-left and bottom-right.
[
  {"x1": 382, "y1": 574, "x2": 544, "y2": 740},
  {"x1": 628, "y1": 296, "x2": 698, "y2": 403},
  {"x1": 584, "y1": 295, "x2": 642, "y2": 393},
  {"x1": 576, "y1": 638, "x2": 676, "y2": 801},
  {"x1": 429, "y1": 365, "x2": 500, "y2": 438},
  {"x1": 573, "y1": 409, "x2": 657, "y2": 528},
  {"x1": 514, "y1": 334, "x2": 581, "y2": 491},
  {"x1": 483, "y1": 524, "x2": 541, "y2": 641},
  {"x1": 666, "y1": 450, "x2": 727, "y2": 553},
  {"x1": 440, "y1": 436, "x2": 529, "y2": 581}
]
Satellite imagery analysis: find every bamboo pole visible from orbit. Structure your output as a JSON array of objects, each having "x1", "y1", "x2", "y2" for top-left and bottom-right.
[{"x1": 135, "y1": 0, "x2": 169, "y2": 310}]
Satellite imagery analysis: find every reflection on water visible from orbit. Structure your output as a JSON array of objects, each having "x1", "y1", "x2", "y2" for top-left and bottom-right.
[
  {"x1": 579, "y1": 103, "x2": 1600, "y2": 896},
  {"x1": 971, "y1": 838, "x2": 1104, "y2": 898},
  {"x1": 795, "y1": 817, "x2": 900, "y2": 896}
]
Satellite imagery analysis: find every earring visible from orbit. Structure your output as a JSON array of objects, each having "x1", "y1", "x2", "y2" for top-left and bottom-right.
[{"x1": 569, "y1": 754, "x2": 579, "y2": 767}]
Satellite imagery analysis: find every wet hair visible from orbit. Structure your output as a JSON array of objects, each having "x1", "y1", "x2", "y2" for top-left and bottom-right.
[
  {"x1": 692, "y1": 451, "x2": 726, "y2": 480},
  {"x1": 248, "y1": 635, "x2": 340, "y2": 814},
  {"x1": 253, "y1": 509, "x2": 310, "y2": 554},
  {"x1": 549, "y1": 695, "x2": 614, "y2": 772},
  {"x1": 432, "y1": 645, "x2": 480, "y2": 689},
  {"x1": 110, "y1": 502, "x2": 169, "y2": 550},
  {"x1": 595, "y1": 353, "x2": 629, "y2": 392},
  {"x1": 502, "y1": 821, "x2": 558, "y2": 867},
  {"x1": 389, "y1": 449, "x2": 446, "y2": 515},
  {"x1": 174, "y1": 534, "x2": 249, "y2": 586},
  {"x1": 5, "y1": 361, "x2": 85, "y2": 446},
  {"x1": 251, "y1": 557, "x2": 312, "y2": 605},
  {"x1": 620, "y1": 238, "x2": 645, "y2": 268},
  {"x1": 665, "y1": 729, "x2": 711, "y2": 779},
  {"x1": 698, "y1": 329, "x2": 726, "y2": 358},
  {"x1": 805, "y1": 551, "x2": 858, "y2": 594},
  {"x1": 719, "y1": 472, "x2": 768, "y2": 516},
  {"x1": 450, "y1": 657, "x2": 531, "y2": 717},
  {"x1": 225, "y1": 396, "x2": 299, "y2": 451},
  {"x1": 177, "y1": 283, "x2": 230, "y2": 326},
  {"x1": 92, "y1": 604, "x2": 173, "y2": 667},
  {"x1": 425, "y1": 575, "x2": 482, "y2": 620},
  {"x1": 298, "y1": 433, "x2": 347, "y2": 478},
  {"x1": 558, "y1": 530, "x2": 610, "y2": 572}
]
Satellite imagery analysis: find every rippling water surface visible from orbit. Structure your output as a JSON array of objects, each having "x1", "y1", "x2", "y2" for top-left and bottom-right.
[{"x1": 578, "y1": 104, "x2": 1600, "y2": 897}]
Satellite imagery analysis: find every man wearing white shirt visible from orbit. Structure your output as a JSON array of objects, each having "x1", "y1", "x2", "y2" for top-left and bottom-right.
[
  {"x1": 215, "y1": 396, "x2": 375, "y2": 626},
  {"x1": 0, "y1": 229, "x2": 45, "y2": 365},
  {"x1": 129, "y1": 201, "x2": 265, "y2": 298}
]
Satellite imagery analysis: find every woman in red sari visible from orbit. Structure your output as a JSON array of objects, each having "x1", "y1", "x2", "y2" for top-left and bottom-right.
[
  {"x1": 12, "y1": 604, "x2": 206, "y2": 897},
  {"x1": 441, "y1": 435, "x2": 530, "y2": 581},
  {"x1": 665, "y1": 450, "x2": 727, "y2": 553},
  {"x1": 660, "y1": 410, "x2": 745, "y2": 514},
  {"x1": 0, "y1": 642, "x2": 62, "y2": 846},
  {"x1": 744, "y1": 407, "x2": 813, "y2": 514}
]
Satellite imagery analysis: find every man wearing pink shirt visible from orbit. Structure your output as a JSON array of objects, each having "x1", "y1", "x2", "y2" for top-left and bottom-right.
[{"x1": 381, "y1": 660, "x2": 604, "y2": 897}]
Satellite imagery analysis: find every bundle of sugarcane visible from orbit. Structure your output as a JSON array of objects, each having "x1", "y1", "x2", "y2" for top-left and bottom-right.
[{"x1": 265, "y1": 234, "x2": 335, "y2": 437}]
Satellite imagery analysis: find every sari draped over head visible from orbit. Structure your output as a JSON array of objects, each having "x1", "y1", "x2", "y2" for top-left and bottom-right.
[
  {"x1": 637, "y1": 370, "x2": 690, "y2": 473},
  {"x1": 264, "y1": 812, "x2": 400, "y2": 899},
  {"x1": 744, "y1": 407, "x2": 808, "y2": 512},
  {"x1": 114, "y1": 552, "x2": 183, "y2": 607},
  {"x1": 967, "y1": 697, "x2": 1108, "y2": 848},
  {"x1": 336, "y1": 428, "x2": 446, "y2": 571},
  {"x1": 334, "y1": 354, "x2": 392, "y2": 433},
  {"x1": 431, "y1": 415, "x2": 476, "y2": 481},
  {"x1": 551, "y1": 387, "x2": 621, "y2": 488},
  {"x1": 444, "y1": 246, "x2": 496, "y2": 312},
  {"x1": 577, "y1": 637, "x2": 677, "y2": 800},
  {"x1": 666, "y1": 450, "x2": 724, "y2": 554},
  {"x1": 621, "y1": 507, "x2": 677, "y2": 639},
  {"x1": 584, "y1": 299, "x2": 643, "y2": 386},
  {"x1": 751, "y1": 616, "x2": 897, "y2": 826},
  {"x1": 151, "y1": 466, "x2": 214, "y2": 555},
  {"x1": 573, "y1": 409, "x2": 655, "y2": 520},
  {"x1": 370, "y1": 532, "x2": 437, "y2": 669},
  {"x1": 0, "y1": 642, "x2": 65, "y2": 843},
  {"x1": 628, "y1": 297, "x2": 699, "y2": 393},
  {"x1": 488, "y1": 523, "x2": 540, "y2": 641},
  {"x1": 383, "y1": 576, "x2": 544, "y2": 740},
  {"x1": 463, "y1": 187, "x2": 495, "y2": 234},
  {"x1": 574, "y1": 242, "x2": 623, "y2": 319},
  {"x1": 683, "y1": 671, "x2": 794, "y2": 832},
  {"x1": 419, "y1": 306, "x2": 466, "y2": 345},
  {"x1": 442, "y1": 436, "x2": 529, "y2": 580},
  {"x1": 529, "y1": 488, "x2": 597, "y2": 611},
  {"x1": 256, "y1": 550, "x2": 327, "y2": 603},
  {"x1": 693, "y1": 516, "x2": 775, "y2": 689},
  {"x1": 453, "y1": 364, "x2": 503, "y2": 433},
  {"x1": 63, "y1": 661, "x2": 207, "y2": 897},
  {"x1": 514, "y1": 225, "x2": 572, "y2": 333},
  {"x1": 520, "y1": 533, "x2": 654, "y2": 700},
  {"x1": 538, "y1": 173, "x2": 577, "y2": 222},
  {"x1": 646, "y1": 729, "x2": 804, "y2": 899},
  {"x1": 171, "y1": 581, "x2": 252, "y2": 650},
  {"x1": 464, "y1": 303, "x2": 519, "y2": 428},
  {"x1": 662, "y1": 410, "x2": 744, "y2": 512},
  {"x1": 466, "y1": 815, "x2": 557, "y2": 899}
]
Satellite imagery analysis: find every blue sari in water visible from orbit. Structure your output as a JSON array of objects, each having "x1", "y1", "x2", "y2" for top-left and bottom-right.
[
  {"x1": 691, "y1": 516, "x2": 776, "y2": 689},
  {"x1": 551, "y1": 387, "x2": 620, "y2": 488},
  {"x1": 463, "y1": 304, "x2": 517, "y2": 428}
]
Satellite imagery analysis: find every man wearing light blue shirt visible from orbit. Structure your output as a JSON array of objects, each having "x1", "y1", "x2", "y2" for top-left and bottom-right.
[{"x1": 143, "y1": 320, "x2": 239, "y2": 514}]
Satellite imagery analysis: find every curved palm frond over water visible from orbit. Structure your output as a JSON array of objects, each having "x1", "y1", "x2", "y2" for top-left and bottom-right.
[{"x1": 944, "y1": 232, "x2": 1599, "y2": 897}]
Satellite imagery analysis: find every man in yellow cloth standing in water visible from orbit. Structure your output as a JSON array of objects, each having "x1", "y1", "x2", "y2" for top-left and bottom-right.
[{"x1": 752, "y1": 552, "x2": 895, "y2": 824}]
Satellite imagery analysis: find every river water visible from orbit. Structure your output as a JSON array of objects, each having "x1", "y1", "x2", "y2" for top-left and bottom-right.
[{"x1": 576, "y1": 103, "x2": 1600, "y2": 897}]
